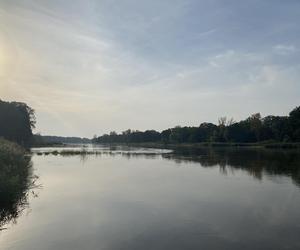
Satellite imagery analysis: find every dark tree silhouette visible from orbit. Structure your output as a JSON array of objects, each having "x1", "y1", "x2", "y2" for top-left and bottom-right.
[
  {"x1": 93, "y1": 106, "x2": 300, "y2": 144},
  {"x1": 289, "y1": 106, "x2": 300, "y2": 141},
  {"x1": 0, "y1": 100, "x2": 36, "y2": 146}
]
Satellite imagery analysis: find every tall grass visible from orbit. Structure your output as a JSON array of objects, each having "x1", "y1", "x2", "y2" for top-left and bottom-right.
[{"x1": 0, "y1": 138, "x2": 36, "y2": 229}]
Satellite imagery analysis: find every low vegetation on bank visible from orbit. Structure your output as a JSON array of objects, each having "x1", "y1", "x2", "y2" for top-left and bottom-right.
[
  {"x1": 0, "y1": 138, "x2": 36, "y2": 229},
  {"x1": 0, "y1": 138, "x2": 28, "y2": 166}
]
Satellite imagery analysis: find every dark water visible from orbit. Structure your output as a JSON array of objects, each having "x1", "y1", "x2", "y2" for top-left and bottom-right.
[{"x1": 1, "y1": 146, "x2": 300, "y2": 250}]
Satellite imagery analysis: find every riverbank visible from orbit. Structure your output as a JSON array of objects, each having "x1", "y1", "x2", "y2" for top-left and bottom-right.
[
  {"x1": 93, "y1": 142, "x2": 300, "y2": 150},
  {"x1": 28, "y1": 141, "x2": 300, "y2": 157},
  {"x1": 0, "y1": 138, "x2": 35, "y2": 229}
]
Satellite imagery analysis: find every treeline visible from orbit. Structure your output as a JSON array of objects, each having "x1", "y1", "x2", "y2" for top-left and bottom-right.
[
  {"x1": 0, "y1": 100, "x2": 35, "y2": 146},
  {"x1": 93, "y1": 106, "x2": 300, "y2": 144},
  {"x1": 33, "y1": 135, "x2": 91, "y2": 145},
  {"x1": 0, "y1": 99, "x2": 91, "y2": 146}
]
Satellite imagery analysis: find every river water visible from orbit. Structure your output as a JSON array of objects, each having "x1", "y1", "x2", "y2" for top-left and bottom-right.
[{"x1": 1, "y1": 145, "x2": 300, "y2": 250}]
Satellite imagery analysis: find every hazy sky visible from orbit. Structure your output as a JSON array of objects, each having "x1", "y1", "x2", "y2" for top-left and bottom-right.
[{"x1": 1, "y1": 0, "x2": 300, "y2": 137}]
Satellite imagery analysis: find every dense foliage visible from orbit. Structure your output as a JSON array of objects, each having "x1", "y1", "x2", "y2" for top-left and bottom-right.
[
  {"x1": 0, "y1": 139, "x2": 35, "y2": 229},
  {"x1": 0, "y1": 100, "x2": 36, "y2": 146},
  {"x1": 33, "y1": 135, "x2": 91, "y2": 145},
  {"x1": 93, "y1": 106, "x2": 300, "y2": 144}
]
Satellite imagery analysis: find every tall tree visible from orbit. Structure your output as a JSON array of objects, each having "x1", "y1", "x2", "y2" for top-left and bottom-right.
[
  {"x1": 289, "y1": 106, "x2": 300, "y2": 141},
  {"x1": 0, "y1": 100, "x2": 36, "y2": 145}
]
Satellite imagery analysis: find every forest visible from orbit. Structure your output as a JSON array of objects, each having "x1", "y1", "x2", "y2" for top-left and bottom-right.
[
  {"x1": 93, "y1": 106, "x2": 300, "y2": 144},
  {"x1": 0, "y1": 99, "x2": 300, "y2": 146}
]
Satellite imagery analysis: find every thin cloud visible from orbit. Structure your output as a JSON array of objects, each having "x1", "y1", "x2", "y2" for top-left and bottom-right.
[
  {"x1": 0, "y1": 0, "x2": 299, "y2": 137},
  {"x1": 273, "y1": 45, "x2": 296, "y2": 55}
]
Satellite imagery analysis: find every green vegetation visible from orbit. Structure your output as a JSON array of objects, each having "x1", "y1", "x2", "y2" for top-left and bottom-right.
[
  {"x1": 0, "y1": 99, "x2": 37, "y2": 228},
  {"x1": 93, "y1": 106, "x2": 300, "y2": 146},
  {"x1": 0, "y1": 100, "x2": 36, "y2": 146},
  {"x1": 33, "y1": 135, "x2": 91, "y2": 146},
  {"x1": 0, "y1": 138, "x2": 37, "y2": 229}
]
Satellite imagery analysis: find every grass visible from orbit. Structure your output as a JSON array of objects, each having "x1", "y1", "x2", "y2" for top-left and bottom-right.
[
  {"x1": 0, "y1": 138, "x2": 37, "y2": 229},
  {"x1": 35, "y1": 149, "x2": 100, "y2": 156},
  {"x1": 0, "y1": 138, "x2": 28, "y2": 166}
]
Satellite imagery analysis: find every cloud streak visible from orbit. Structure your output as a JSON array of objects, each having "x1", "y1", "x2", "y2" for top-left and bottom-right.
[{"x1": 0, "y1": 0, "x2": 300, "y2": 137}]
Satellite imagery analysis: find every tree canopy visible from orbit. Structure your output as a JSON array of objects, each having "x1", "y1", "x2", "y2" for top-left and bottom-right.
[
  {"x1": 93, "y1": 106, "x2": 300, "y2": 144},
  {"x1": 0, "y1": 100, "x2": 36, "y2": 145}
]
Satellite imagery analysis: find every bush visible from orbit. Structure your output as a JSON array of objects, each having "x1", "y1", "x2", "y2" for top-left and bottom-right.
[{"x1": 0, "y1": 138, "x2": 35, "y2": 229}]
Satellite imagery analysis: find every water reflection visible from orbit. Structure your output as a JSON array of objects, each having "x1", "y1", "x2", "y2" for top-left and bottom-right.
[
  {"x1": 45, "y1": 146, "x2": 300, "y2": 187},
  {"x1": 2, "y1": 147, "x2": 300, "y2": 250},
  {"x1": 164, "y1": 147, "x2": 300, "y2": 186},
  {"x1": 0, "y1": 155, "x2": 39, "y2": 230}
]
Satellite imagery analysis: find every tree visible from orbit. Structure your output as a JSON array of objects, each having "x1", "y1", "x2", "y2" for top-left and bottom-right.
[
  {"x1": 289, "y1": 106, "x2": 300, "y2": 141},
  {"x1": 0, "y1": 100, "x2": 36, "y2": 145},
  {"x1": 161, "y1": 129, "x2": 171, "y2": 143},
  {"x1": 248, "y1": 113, "x2": 262, "y2": 141},
  {"x1": 261, "y1": 116, "x2": 289, "y2": 141},
  {"x1": 218, "y1": 117, "x2": 227, "y2": 142},
  {"x1": 92, "y1": 106, "x2": 300, "y2": 144}
]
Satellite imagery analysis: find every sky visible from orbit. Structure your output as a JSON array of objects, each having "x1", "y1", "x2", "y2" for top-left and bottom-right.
[{"x1": 0, "y1": 0, "x2": 300, "y2": 137}]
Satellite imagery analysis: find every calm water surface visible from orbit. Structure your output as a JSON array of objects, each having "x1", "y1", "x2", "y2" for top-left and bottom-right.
[{"x1": 1, "y1": 146, "x2": 300, "y2": 250}]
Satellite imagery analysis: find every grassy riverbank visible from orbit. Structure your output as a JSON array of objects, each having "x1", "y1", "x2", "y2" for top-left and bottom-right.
[
  {"x1": 0, "y1": 138, "x2": 28, "y2": 165},
  {"x1": 0, "y1": 138, "x2": 35, "y2": 229}
]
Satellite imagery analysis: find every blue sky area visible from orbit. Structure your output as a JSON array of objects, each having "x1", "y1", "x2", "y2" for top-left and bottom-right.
[{"x1": 1, "y1": 0, "x2": 299, "y2": 137}]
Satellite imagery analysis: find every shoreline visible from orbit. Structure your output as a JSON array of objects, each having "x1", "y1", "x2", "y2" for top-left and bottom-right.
[
  {"x1": 91, "y1": 142, "x2": 300, "y2": 150},
  {"x1": 30, "y1": 141, "x2": 300, "y2": 150}
]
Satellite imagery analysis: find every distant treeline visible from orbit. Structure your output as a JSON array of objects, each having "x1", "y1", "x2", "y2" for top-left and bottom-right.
[
  {"x1": 0, "y1": 99, "x2": 91, "y2": 146},
  {"x1": 33, "y1": 135, "x2": 91, "y2": 145},
  {"x1": 0, "y1": 100, "x2": 35, "y2": 146},
  {"x1": 93, "y1": 106, "x2": 300, "y2": 144}
]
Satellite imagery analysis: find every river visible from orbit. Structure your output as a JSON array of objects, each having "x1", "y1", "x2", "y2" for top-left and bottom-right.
[{"x1": 1, "y1": 145, "x2": 300, "y2": 250}]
